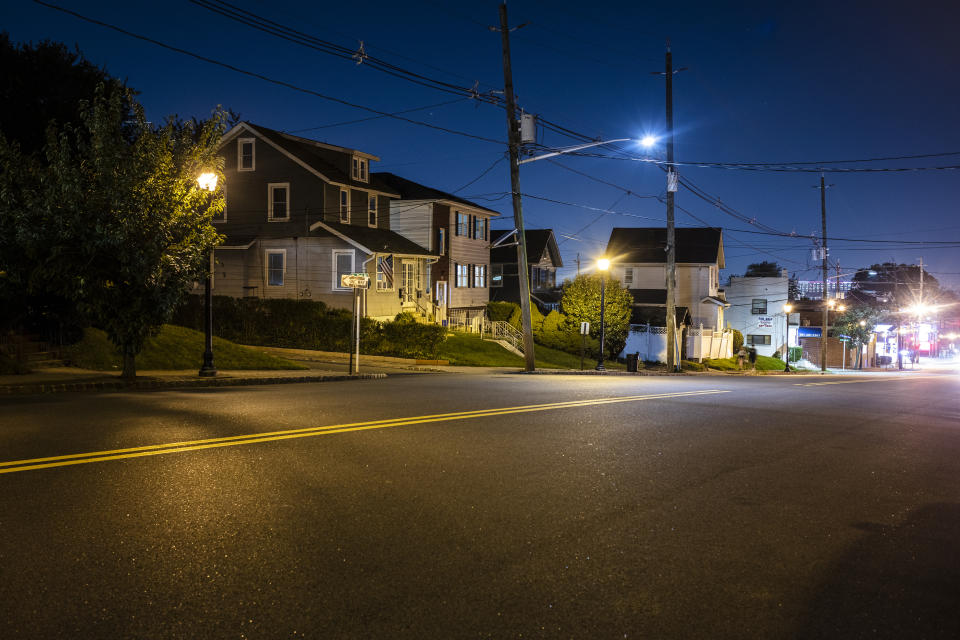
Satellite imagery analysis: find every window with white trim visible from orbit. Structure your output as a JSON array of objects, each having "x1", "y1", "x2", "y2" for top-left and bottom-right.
[
  {"x1": 368, "y1": 194, "x2": 378, "y2": 227},
  {"x1": 455, "y1": 263, "x2": 469, "y2": 288},
  {"x1": 455, "y1": 212, "x2": 468, "y2": 236},
  {"x1": 751, "y1": 298, "x2": 768, "y2": 315},
  {"x1": 238, "y1": 138, "x2": 255, "y2": 171},
  {"x1": 747, "y1": 334, "x2": 771, "y2": 345},
  {"x1": 491, "y1": 264, "x2": 503, "y2": 287},
  {"x1": 339, "y1": 189, "x2": 349, "y2": 223},
  {"x1": 268, "y1": 183, "x2": 290, "y2": 221},
  {"x1": 352, "y1": 156, "x2": 368, "y2": 183},
  {"x1": 265, "y1": 250, "x2": 285, "y2": 286},
  {"x1": 333, "y1": 250, "x2": 354, "y2": 291},
  {"x1": 623, "y1": 267, "x2": 633, "y2": 286},
  {"x1": 473, "y1": 264, "x2": 487, "y2": 288}
]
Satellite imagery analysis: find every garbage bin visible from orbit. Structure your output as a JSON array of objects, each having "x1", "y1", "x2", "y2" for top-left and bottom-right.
[{"x1": 626, "y1": 352, "x2": 639, "y2": 372}]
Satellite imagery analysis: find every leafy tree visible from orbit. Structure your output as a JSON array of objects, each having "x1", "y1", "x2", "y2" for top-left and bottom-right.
[
  {"x1": 560, "y1": 274, "x2": 632, "y2": 358},
  {"x1": 0, "y1": 83, "x2": 227, "y2": 378},
  {"x1": 730, "y1": 328, "x2": 744, "y2": 354},
  {"x1": 832, "y1": 306, "x2": 880, "y2": 368},
  {"x1": 852, "y1": 263, "x2": 940, "y2": 309},
  {"x1": 744, "y1": 261, "x2": 783, "y2": 277}
]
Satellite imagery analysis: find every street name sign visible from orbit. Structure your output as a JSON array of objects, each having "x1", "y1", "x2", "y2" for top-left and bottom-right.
[{"x1": 341, "y1": 273, "x2": 370, "y2": 289}]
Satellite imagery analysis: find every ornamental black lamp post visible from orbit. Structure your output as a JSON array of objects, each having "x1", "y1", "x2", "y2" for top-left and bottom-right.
[
  {"x1": 595, "y1": 258, "x2": 610, "y2": 371},
  {"x1": 197, "y1": 172, "x2": 218, "y2": 377}
]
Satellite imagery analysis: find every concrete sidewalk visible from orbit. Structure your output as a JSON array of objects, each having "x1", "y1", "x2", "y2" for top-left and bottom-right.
[{"x1": 0, "y1": 366, "x2": 385, "y2": 395}]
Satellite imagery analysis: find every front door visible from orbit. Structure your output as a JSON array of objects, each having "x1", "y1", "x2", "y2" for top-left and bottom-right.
[{"x1": 401, "y1": 261, "x2": 416, "y2": 304}]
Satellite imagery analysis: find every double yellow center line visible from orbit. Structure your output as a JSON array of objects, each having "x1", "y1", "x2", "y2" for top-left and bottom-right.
[{"x1": 0, "y1": 389, "x2": 728, "y2": 475}]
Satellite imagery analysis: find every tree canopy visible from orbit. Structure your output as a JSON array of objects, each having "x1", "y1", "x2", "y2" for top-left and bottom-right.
[
  {"x1": 560, "y1": 274, "x2": 633, "y2": 358},
  {"x1": 0, "y1": 80, "x2": 227, "y2": 378},
  {"x1": 851, "y1": 263, "x2": 940, "y2": 309},
  {"x1": 743, "y1": 261, "x2": 783, "y2": 277}
]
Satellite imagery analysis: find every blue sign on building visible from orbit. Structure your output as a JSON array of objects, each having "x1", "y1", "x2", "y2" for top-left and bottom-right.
[{"x1": 798, "y1": 327, "x2": 822, "y2": 338}]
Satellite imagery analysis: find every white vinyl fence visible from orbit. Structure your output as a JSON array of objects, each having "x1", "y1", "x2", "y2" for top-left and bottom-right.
[
  {"x1": 687, "y1": 324, "x2": 733, "y2": 361},
  {"x1": 620, "y1": 324, "x2": 669, "y2": 363}
]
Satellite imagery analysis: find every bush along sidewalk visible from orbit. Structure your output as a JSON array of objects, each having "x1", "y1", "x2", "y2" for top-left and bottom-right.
[{"x1": 172, "y1": 296, "x2": 445, "y2": 360}]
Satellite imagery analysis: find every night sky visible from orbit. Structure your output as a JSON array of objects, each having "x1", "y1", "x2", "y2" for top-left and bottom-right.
[{"x1": 5, "y1": 0, "x2": 960, "y2": 290}]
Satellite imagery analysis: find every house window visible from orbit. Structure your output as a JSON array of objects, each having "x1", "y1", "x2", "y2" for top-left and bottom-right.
[
  {"x1": 747, "y1": 334, "x2": 772, "y2": 345},
  {"x1": 751, "y1": 298, "x2": 768, "y2": 315},
  {"x1": 623, "y1": 267, "x2": 633, "y2": 287},
  {"x1": 455, "y1": 212, "x2": 468, "y2": 236},
  {"x1": 474, "y1": 217, "x2": 487, "y2": 241},
  {"x1": 437, "y1": 227, "x2": 446, "y2": 255},
  {"x1": 368, "y1": 194, "x2": 377, "y2": 227},
  {"x1": 352, "y1": 157, "x2": 368, "y2": 182},
  {"x1": 333, "y1": 250, "x2": 354, "y2": 290},
  {"x1": 376, "y1": 255, "x2": 394, "y2": 291},
  {"x1": 491, "y1": 264, "x2": 503, "y2": 287},
  {"x1": 455, "y1": 263, "x2": 469, "y2": 288},
  {"x1": 238, "y1": 138, "x2": 255, "y2": 171},
  {"x1": 474, "y1": 264, "x2": 487, "y2": 288},
  {"x1": 339, "y1": 189, "x2": 349, "y2": 223},
  {"x1": 268, "y1": 183, "x2": 290, "y2": 221},
  {"x1": 265, "y1": 250, "x2": 285, "y2": 286}
]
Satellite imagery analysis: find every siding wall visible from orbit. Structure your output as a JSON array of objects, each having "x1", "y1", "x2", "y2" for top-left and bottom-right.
[
  {"x1": 619, "y1": 263, "x2": 723, "y2": 330},
  {"x1": 448, "y1": 206, "x2": 493, "y2": 310}
]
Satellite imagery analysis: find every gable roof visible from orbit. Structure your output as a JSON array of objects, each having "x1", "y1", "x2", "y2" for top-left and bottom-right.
[
  {"x1": 490, "y1": 229, "x2": 563, "y2": 267},
  {"x1": 221, "y1": 122, "x2": 400, "y2": 196},
  {"x1": 606, "y1": 227, "x2": 724, "y2": 267},
  {"x1": 308, "y1": 220, "x2": 433, "y2": 256},
  {"x1": 373, "y1": 172, "x2": 500, "y2": 215}
]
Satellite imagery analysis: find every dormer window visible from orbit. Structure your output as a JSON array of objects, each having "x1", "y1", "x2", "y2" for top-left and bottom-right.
[
  {"x1": 352, "y1": 156, "x2": 368, "y2": 183},
  {"x1": 238, "y1": 138, "x2": 255, "y2": 171}
]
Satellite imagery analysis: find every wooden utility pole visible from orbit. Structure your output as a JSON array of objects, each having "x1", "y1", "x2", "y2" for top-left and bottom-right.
[
  {"x1": 820, "y1": 173, "x2": 828, "y2": 373},
  {"x1": 498, "y1": 2, "x2": 535, "y2": 371},
  {"x1": 664, "y1": 44, "x2": 678, "y2": 371}
]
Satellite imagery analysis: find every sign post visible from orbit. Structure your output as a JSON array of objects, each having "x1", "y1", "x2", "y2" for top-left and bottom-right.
[
  {"x1": 580, "y1": 321, "x2": 590, "y2": 370},
  {"x1": 341, "y1": 273, "x2": 370, "y2": 374}
]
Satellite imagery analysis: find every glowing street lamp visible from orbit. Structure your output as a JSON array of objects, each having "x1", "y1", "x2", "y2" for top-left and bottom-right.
[
  {"x1": 596, "y1": 258, "x2": 610, "y2": 371},
  {"x1": 640, "y1": 135, "x2": 657, "y2": 148},
  {"x1": 198, "y1": 172, "x2": 218, "y2": 378}
]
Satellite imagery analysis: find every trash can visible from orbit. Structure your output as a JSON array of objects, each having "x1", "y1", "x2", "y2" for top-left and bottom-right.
[{"x1": 626, "y1": 352, "x2": 639, "y2": 372}]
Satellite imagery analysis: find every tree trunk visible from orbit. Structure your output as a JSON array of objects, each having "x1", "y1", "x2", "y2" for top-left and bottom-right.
[{"x1": 121, "y1": 345, "x2": 136, "y2": 380}]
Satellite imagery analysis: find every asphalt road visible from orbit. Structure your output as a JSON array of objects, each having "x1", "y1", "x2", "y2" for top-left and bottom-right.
[{"x1": 2, "y1": 371, "x2": 959, "y2": 638}]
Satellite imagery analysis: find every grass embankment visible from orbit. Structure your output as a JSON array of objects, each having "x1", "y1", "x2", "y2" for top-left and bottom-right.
[
  {"x1": 64, "y1": 325, "x2": 307, "y2": 371},
  {"x1": 438, "y1": 332, "x2": 625, "y2": 370},
  {"x1": 704, "y1": 354, "x2": 791, "y2": 371}
]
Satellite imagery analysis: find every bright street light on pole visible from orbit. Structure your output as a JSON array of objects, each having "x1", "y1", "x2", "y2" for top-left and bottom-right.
[
  {"x1": 197, "y1": 172, "x2": 218, "y2": 378},
  {"x1": 595, "y1": 258, "x2": 610, "y2": 371}
]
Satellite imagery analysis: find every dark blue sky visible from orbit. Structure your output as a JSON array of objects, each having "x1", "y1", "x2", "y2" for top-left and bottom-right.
[{"x1": 5, "y1": 0, "x2": 960, "y2": 290}]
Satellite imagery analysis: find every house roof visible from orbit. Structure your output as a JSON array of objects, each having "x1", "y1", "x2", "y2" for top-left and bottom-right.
[
  {"x1": 309, "y1": 220, "x2": 434, "y2": 256},
  {"x1": 373, "y1": 172, "x2": 500, "y2": 215},
  {"x1": 489, "y1": 229, "x2": 563, "y2": 267},
  {"x1": 224, "y1": 122, "x2": 400, "y2": 196},
  {"x1": 606, "y1": 227, "x2": 724, "y2": 267}
]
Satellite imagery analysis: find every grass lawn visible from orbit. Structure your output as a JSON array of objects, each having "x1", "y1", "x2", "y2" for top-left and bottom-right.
[
  {"x1": 704, "y1": 354, "x2": 791, "y2": 371},
  {"x1": 63, "y1": 325, "x2": 307, "y2": 371},
  {"x1": 438, "y1": 332, "x2": 625, "y2": 370}
]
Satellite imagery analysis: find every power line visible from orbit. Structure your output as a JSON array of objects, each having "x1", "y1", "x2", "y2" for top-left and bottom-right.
[
  {"x1": 286, "y1": 98, "x2": 469, "y2": 133},
  {"x1": 32, "y1": 0, "x2": 506, "y2": 146}
]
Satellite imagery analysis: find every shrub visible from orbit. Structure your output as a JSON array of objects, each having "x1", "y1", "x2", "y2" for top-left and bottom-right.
[
  {"x1": 508, "y1": 302, "x2": 544, "y2": 333},
  {"x1": 681, "y1": 359, "x2": 705, "y2": 372},
  {"x1": 730, "y1": 328, "x2": 744, "y2": 353},
  {"x1": 486, "y1": 301, "x2": 518, "y2": 322}
]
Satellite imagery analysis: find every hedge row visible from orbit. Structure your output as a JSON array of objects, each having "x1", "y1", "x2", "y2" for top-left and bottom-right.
[{"x1": 172, "y1": 296, "x2": 445, "y2": 359}]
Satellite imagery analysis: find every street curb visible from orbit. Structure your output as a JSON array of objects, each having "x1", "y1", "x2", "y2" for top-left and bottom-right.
[
  {"x1": 516, "y1": 369, "x2": 687, "y2": 376},
  {"x1": 0, "y1": 372, "x2": 386, "y2": 395}
]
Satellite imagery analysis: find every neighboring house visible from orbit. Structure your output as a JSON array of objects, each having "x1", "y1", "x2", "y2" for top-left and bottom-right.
[
  {"x1": 488, "y1": 229, "x2": 563, "y2": 312},
  {"x1": 725, "y1": 271, "x2": 791, "y2": 357},
  {"x1": 605, "y1": 227, "x2": 731, "y2": 361},
  {"x1": 210, "y1": 122, "x2": 435, "y2": 320},
  {"x1": 375, "y1": 172, "x2": 499, "y2": 326}
]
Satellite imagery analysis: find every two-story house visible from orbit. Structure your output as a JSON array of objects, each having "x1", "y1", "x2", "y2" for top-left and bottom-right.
[
  {"x1": 375, "y1": 173, "x2": 499, "y2": 327},
  {"x1": 725, "y1": 271, "x2": 791, "y2": 357},
  {"x1": 488, "y1": 229, "x2": 563, "y2": 312},
  {"x1": 210, "y1": 122, "x2": 436, "y2": 320},
  {"x1": 605, "y1": 227, "x2": 731, "y2": 361}
]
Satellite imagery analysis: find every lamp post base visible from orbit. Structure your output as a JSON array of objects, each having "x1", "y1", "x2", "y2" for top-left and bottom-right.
[
  {"x1": 199, "y1": 352, "x2": 217, "y2": 377},
  {"x1": 595, "y1": 363, "x2": 605, "y2": 372}
]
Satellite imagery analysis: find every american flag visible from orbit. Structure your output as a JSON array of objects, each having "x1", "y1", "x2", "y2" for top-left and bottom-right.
[{"x1": 378, "y1": 255, "x2": 394, "y2": 287}]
